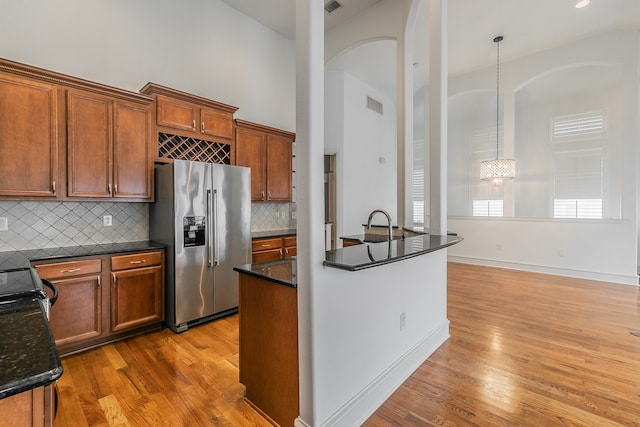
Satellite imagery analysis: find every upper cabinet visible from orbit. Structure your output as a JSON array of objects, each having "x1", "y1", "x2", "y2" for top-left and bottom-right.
[
  {"x1": 0, "y1": 57, "x2": 154, "y2": 202},
  {"x1": 235, "y1": 120, "x2": 295, "y2": 202},
  {"x1": 0, "y1": 72, "x2": 59, "y2": 198},
  {"x1": 140, "y1": 83, "x2": 238, "y2": 165},
  {"x1": 67, "y1": 90, "x2": 152, "y2": 199}
]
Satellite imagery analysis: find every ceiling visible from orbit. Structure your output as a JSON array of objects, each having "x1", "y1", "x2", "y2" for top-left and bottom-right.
[{"x1": 221, "y1": 0, "x2": 640, "y2": 100}]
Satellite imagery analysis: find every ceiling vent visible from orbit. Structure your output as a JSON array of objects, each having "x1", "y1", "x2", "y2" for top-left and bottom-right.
[
  {"x1": 325, "y1": 1, "x2": 342, "y2": 13},
  {"x1": 367, "y1": 96, "x2": 383, "y2": 115}
]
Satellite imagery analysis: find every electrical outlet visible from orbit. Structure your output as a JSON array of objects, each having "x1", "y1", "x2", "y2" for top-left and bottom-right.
[
  {"x1": 0, "y1": 217, "x2": 7, "y2": 231},
  {"x1": 400, "y1": 312, "x2": 406, "y2": 331},
  {"x1": 291, "y1": 211, "x2": 297, "y2": 220},
  {"x1": 103, "y1": 215, "x2": 112, "y2": 227}
]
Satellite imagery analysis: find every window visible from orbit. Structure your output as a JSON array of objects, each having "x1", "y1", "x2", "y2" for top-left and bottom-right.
[
  {"x1": 552, "y1": 111, "x2": 605, "y2": 142},
  {"x1": 412, "y1": 139, "x2": 425, "y2": 226},
  {"x1": 553, "y1": 149, "x2": 603, "y2": 219},
  {"x1": 473, "y1": 199, "x2": 504, "y2": 217}
]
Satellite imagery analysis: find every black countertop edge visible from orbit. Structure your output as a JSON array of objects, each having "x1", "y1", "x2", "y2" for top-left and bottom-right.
[
  {"x1": 251, "y1": 229, "x2": 297, "y2": 240},
  {"x1": 0, "y1": 299, "x2": 63, "y2": 400},
  {"x1": 0, "y1": 240, "x2": 166, "y2": 272},
  {"x1": 323, "y1": 234, "x2": 464, "y2": 271},
  {"x1": 234, "y1": 258, "x2": 297, "y2": 288}
]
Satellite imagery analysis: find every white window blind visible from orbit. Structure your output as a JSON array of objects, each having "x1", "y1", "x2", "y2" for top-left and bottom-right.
[
  {"x1": 552, "y1": 112, "x2": 604, "y2": 142},
  {"x1": 553, "y1": 149, "x2": 603, "y2": 218},
  {"x1": 473, "y1": 200, "x2": 504, "y2": 217},
  {"x1": 413, "y1": 139, "x2": 425, "y2": 226}
]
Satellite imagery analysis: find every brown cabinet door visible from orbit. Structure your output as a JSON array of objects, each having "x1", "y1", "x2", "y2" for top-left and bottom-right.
[
  {"x1": 156, "y1": 94, "x2": 197, "y2": 132},
  {"x1": 236, "y1": 127, "x2": 267, "y2": 201},
  {"x1": 113, "y1": 101, "x2": 152, "y2": 199},
  {"x1": 67, "y1": 90, "x2": 112, "y2": 198},
  {"x1": 47, "y1": 274, "x2": 102, "y2": 347},
  {"x1": 0, "y1": 73, "x2": 58, "y2": 197},
  {"x1": 252, "y1": 249, "x2": 283, "y2": 263},
  {"x1": 266, "y1": 134, "x2": 292, "y2": 201},
  {"x1": 200, "y1": 107, "x2": 233, "y2": 139},
  {"x1": 111, "y1": 265, "x2": 163, "y2": 332}
]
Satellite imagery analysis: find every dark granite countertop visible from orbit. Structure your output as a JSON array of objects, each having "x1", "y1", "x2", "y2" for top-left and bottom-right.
[
  {"x1": 0, "y1": 298, "x2": 62, "y2": 399},
  {"x1": 0, "y1": 240, "x2": 165, "y2": 271},
  {"x1": 325, "y1": 234, "x2": 463, "y2": 271},
  {"x1": 234, "y1": 257, "x2": 296, "y2": 288},
  {"x1": 251, "y1": 229, "x2": 297, "y2": 240}
]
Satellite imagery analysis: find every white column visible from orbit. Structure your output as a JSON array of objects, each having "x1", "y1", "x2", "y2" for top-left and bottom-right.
[
  {"x1": 295, "y1": 0, "x2": 325, "y2": 425},
  {"x1": 428, "y1": 0, "x2": 447, "y2": 235}
]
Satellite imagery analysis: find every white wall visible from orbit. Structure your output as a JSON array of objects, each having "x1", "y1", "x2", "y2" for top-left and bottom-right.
[
  {"x1": 0, "y1": 0, "x2": 295, "y2": 131},
  {"x1": 324, "y1": 69, "x2": 398, "y2": 238},
  {"x1": 446, "y1": 30, "x2": 639, "y2": 285}
]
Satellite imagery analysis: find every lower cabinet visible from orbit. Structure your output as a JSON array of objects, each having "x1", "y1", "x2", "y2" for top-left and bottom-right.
[
  {"x1": 0, "y1": 384, "x2": 55, "y2": 427},
  {"x1": 33, "y1": 250, "x2": 164, "y2": 356},
  {"x1": 251, "y1": 236, "x2": 296, "y2": 263}
]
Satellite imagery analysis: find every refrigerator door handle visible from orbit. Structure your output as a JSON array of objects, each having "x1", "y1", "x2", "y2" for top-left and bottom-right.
[
  {"x1": 213, "y1": 189, "x2": 219, "y2": 266},
  {"x1": 207, "y1": 189, "x2": 214, "y2": 267}
]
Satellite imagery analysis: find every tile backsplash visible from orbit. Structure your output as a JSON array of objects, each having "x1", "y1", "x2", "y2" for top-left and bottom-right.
[
  {"x1": 0, "y1": 200, "x2": 295, "y2": 252},
  {"x1": 0, "y1": 201, "x2": 149, "y2": 252}
]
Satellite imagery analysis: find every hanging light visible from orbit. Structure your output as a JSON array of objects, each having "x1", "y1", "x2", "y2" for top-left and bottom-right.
[
  {"x1": 574, "y1": 0, "x2": 591, "y2": 9},
  {"x1": 480, "y1": 35, "x2": 515, "y2": 184}
]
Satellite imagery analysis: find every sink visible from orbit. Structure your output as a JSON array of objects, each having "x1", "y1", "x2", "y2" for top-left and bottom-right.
[{"x1": 362, "y1": 228, "x2": 425, "y2": 243}]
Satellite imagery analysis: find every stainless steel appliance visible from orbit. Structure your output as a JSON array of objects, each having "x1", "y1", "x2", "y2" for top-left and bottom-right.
[{"x1": 150, "y1": 160, "x2": 251, "y2": 333}]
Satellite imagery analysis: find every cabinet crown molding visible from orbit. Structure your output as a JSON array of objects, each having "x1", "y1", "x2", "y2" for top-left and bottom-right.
[{"x1": 235, "y1": 119, "x2": 295, "y2": 140}]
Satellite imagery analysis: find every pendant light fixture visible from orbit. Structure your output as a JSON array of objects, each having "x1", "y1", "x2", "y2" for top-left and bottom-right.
[{"x1": 480, "y1": 35, "x2": 515, "y2": 184}]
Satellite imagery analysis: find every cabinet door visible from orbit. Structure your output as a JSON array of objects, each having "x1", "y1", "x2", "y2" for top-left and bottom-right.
[
  {"x1": 252, "y1": 249, "x2": 283, "y2": 263},
  {"x1": 200, "y1": 108, "x2": 233, "y2": 139},
  {"x1": 111, "y1": 265, "x2": 163, "y2": 332},
  {"x1": 266, "y1": 134, "x2": 292, "y2": 201},
  {"x1": 113, "y1": 101, "x2": 152, "y2": 199},
  {"x1": 0, "y1": 73, "x2": 58, "y2": 197},
  {"x1": 236, "y1": 127, "x2": 267, "y2": 201},
  {"x1": 156, "y1": 94, "x2": 197, "y2": 132},
  {"x1": 47, "y1": 274, "x2": 102, "y2": 347},
  {"x1": 67, "y1": 90, "x2": 112, "y2": 198}
]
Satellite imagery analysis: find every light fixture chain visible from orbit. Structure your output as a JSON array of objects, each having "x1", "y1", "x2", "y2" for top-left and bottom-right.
[{"x1": 496, "y1": 36, "x2": 500, "y2": 160}]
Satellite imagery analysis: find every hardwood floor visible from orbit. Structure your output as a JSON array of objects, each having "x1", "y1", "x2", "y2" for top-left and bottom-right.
[
  {"x1": 365, "y1": 262, "x2": 640, "y2": 426},
  {"x1": 54, "y1": 263, "x2": 640, "y2": 426}
]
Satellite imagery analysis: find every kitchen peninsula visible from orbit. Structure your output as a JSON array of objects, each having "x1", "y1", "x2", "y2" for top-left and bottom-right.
[{"x1": 233, "y1": 232, "x2": 461, "y2": 426}]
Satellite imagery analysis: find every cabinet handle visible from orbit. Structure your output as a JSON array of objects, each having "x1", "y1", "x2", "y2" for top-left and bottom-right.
[
  {"x1": 279, "y1": 249, "x2": 283, "y2": 258},
  {"x1": 129, "y1": 260, "x2": 145, "y2": 264},
  {"x1": 201, "y1": 121, "x2": 205, "y2": 133},
  {"x1": 114, "y1": 184, "x2": 118, "y2": 194},
  {"x1": 112, "y1": 273, "x2": 116, "y2": 285},
  {"x1": 261, "y1": 191, "x2": 265, "y2": 201},
  {"x1": 51, "y1": 181, "x2": 56, "y2": 196},
  {"x1": 192, "y1": 119, "x2": 196, "y2": 131},
  {"x1": 97, "y1": 276, "x2": 101, "y2": 287},
  {"x1": 261, "y1": 244, "x2": 270, "y2": 248},
  {"x1": 60, "y1": 268, "x2": 80, "y2": 274},
  {"x1": 268, "y1": 191, "x2": 272, "y2": 199},
  {"x1": 108, "y1": 184, "x2": 112, "y2": 196},
  {"x1": 285, "y1": 248, "x2": 289, "y2": 255}
]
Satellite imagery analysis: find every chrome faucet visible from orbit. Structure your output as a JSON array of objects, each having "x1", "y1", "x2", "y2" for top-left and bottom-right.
[{"x1": 366, "y1": 209, "x2": 393, "y2": 241}]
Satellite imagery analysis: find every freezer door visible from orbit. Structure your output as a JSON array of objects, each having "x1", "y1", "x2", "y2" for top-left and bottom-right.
[
  {"x1": 211, "y1": 164, "x2": 251, "y2": 313},
  {"x1": 173, "y1": 160, "x2": 215, "y2": 325}
]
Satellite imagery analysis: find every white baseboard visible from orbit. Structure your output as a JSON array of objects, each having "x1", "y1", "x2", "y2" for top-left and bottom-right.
[
  {"x1": 316, "y1": 320, "x2": 450, "y2": 427},
  {"x1": 448, "y1": 255, "x2": 638, "y2": 286}
]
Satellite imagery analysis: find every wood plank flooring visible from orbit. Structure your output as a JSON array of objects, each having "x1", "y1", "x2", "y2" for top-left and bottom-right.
[
  {"x1": 54, "y1": 263, "x2": 640, "y2": 426},
  {"x1": 365, "y1": 262, "x2": 640, "y2": 426}
]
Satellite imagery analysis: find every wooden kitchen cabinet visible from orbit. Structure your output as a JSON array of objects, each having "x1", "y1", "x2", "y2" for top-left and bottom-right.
[
  {"x1": 252, "y1": 236, "x2": 296, "y2": 263},
  {"x1": 33, "y1": 249, "x2": 164, "y2": 356},
  {"x1": 0, "y1": 384, "x2": 55, "y2": 427},
  {"x1": 140, "y1": 83, "x2": 238, "y2": 164},
  {"x1": 236, "y1": 120, "x2": 294, "y2": 202},
  {"x1": 67, "y1": 89, "x2": 153, "y2": 200},
  {"x1": 110, "y1": 252, "x2": 164, "y2": 332},
  {"x1": 0, "y1": 72, "x2": 59, "y2": 198}
]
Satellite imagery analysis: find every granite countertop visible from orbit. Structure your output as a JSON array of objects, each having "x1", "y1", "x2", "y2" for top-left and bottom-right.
[
  {"x1": 0, "y1": 298, "x2": 63, "y2": 399},
  {"x1": 234, "y1": 257, "x2": 296, "y2": 288},
  {"x1": 251, "y1": 229, "x2": 297, "y2": 240},
  {"x1": 0, "y1": 240, "x2": 165, "y2": 271},
  {"x1": 325, "y1": 234, "x2": 464, "y2": 271}
]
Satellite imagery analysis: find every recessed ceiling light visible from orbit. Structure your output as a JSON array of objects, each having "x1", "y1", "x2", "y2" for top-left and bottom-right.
[{"x1": 574, "y1": 0, "x2": 590, "y2": 9}]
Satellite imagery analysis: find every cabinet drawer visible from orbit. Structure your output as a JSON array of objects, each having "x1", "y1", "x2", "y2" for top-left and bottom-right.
[
  {"x1": 111, "y1": 251, "x2": 162, "y2": 271},
  {"x1": 283, "y1": 236, "x2": 296, "y2": 247},
  {"x1": 252, "y1": 238, "x2": 283, "y2": 252},
  {"x1": 34, "y1": 258, "x2": 102, "y2": 280}
]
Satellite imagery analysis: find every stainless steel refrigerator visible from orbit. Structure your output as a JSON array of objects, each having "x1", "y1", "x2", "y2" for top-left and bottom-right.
[{"x1": 150, "y1": 159, "x2": 251, "y2": 333}]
